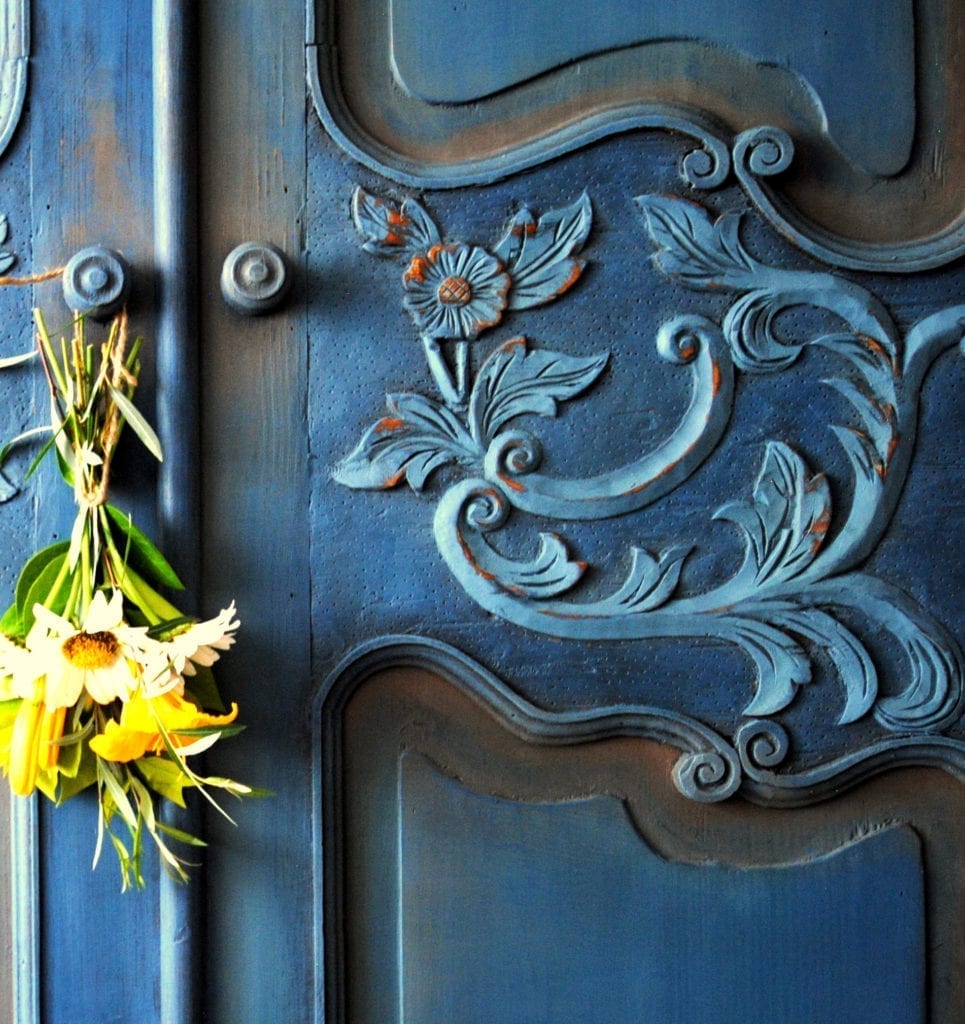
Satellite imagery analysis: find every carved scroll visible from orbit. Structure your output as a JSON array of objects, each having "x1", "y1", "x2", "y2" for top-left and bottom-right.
[{"x1": 332, "y1": 185, "x2": 965, "y2": 801}]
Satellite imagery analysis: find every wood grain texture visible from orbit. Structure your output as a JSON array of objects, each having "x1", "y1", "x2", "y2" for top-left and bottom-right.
[
  {"x1": 25, "y1": 4, "x2": 160, "y2": 1022},
  {"x1": 308, "y1": 0, "x2": 964, "y2": 260},
  {"x1": 197, "y1": 0, "x2": 310, "y2": 1020}
]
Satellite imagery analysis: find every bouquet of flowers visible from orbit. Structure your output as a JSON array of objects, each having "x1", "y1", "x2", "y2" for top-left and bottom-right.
[{"x1": 0, "y1": 301, "x2": 252, "y2": 890}]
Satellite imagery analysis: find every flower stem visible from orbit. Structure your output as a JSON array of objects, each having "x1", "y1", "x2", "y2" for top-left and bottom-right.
[
  {"x1": 453, "y1": 340, "x2": 469, "y2": 404},
  {"x1": 421, "y1": 335, "x2": 461, "y2": 408}
]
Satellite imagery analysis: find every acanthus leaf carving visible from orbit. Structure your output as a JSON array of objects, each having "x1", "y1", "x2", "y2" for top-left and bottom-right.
[
  {"x1": 467, "y1": 338, "x2": 608, "y2": 447},
  {"x1": 636, "y1": 194, "x2": 758, "y2": 288},
  {"x1": 352, "y1": 187, "x2": 441, "y2": 257},
  {"x1": 333, "y1": 184, "x2": 965, "y2": 802},
  {"x1": 332, "y1": 392, "x2": 479, "y2": 492},
  {"x1": 493, "y1": 191, "x2": 592, "y2": 310},
  {"x1": 713, "y1": 441, "x2": 831, "y2": 588}
]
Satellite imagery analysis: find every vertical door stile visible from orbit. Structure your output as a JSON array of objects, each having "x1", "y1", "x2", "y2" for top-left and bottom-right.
[
  {"x1": 10, "y1": 795, "x2": 37, "y2": 1024},
  {"x1": 152, "y1": 3, "x2": 202, "y2": 1023}
]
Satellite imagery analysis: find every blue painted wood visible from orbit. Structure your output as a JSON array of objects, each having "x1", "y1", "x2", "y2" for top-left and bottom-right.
[
  {"x1": 10, "y1": 797, "x2": 38, "y2": 1024},
  {"x1": 0, "y1": 1, "x2": 958, "y2": 1022},
  {"x1": 0, "y1": 0, "x2": 28, "y2": 161},
  {"x1": 327, "y1": 174, "x2": 965, "y2": 797},
  {"x1": 391, "y1": 0, "x2": 914, "y2": 177},
  {"x1": 396, "y1": 753, "x2": 924, "y2": 1024},
  {"x1": 320, "y1": 659, "x2": 960, "y2": 1022},
  {"x1": 152, "y1": 3, "x2": 202, "y2": 1023},
  {"x1": 17, "y1": 4, "x2": 160, "y2": 1022},
  {"x1": 308, "y1": 0, "x2": 964, "y2": 270}
]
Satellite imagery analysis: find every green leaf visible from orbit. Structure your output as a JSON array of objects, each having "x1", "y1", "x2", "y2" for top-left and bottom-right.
[
  {"x1": 155, "y1": 821, "x2": 207, "y2": 847},
  {"x1": 107, "y1": 385, "x2": 164, "y2": 462},
  {"x1": 20, "y1": 429, "x2": 58, "y2": 485},
  {"x1": 98, "y1": 762, "x2": 139, "y2": 830},
  {"x1": 14, "y1": 541, "x2": 69, "y2": 617},
  {"x1": 115, "y1": 564, "x2": 183, "y2": 622},
  {"x1": 104, "y1": 504, "x2": 185, "y2": 590},
  {"x1": 0, "y1": 602, "x2": 22, "y2": 634},
  {"x1": 135, "y1": 755, "x2": 195, "y2": 807},
  {"x1": 170, "y1": 723, "x2": 246, "y2": 740},
  {"x1": 21, "y1": 553, "x2": 72, "y2": 632}
]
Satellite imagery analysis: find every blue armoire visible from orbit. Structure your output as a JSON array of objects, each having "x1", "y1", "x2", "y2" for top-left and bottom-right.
[{"x1": 0, "y1": 1, "x2": 962, "y2": 1021}]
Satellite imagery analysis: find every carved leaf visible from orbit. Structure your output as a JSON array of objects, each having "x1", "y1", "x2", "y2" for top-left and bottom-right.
[
  {"x1": 877, "y1": 633, "x2": 959, "y2": 732},
  {"x1": 722, "y1": 289, "x2": 803, "y2": 373},
  {"x1": 352, "y1": 187, "x2": 441, "y2": 257},
  {"x1": 723, "y1": 615, "x2": 812, "y2": 717},
  {"x1": 468, "y1": 338, "x2": 609, "y2": 445},
  {"x1": 596, "y1": 545, "x2": 690, "y2": 613},
  {"x1": 636, "y1": 195, "x2": 758, "y2": 288},
  {"x1": 494, "y1": 193, "x2": 592, "y2": 310},
  {"x1": 770, "y1": 608, "x2": 878, "y2": 724},
  {"x1": 333, "y1": 392, "x2": 481, "y2": 492},
  {"x1": 485, "y1": 531, "x2": 587, "y2": 599},
  {"x1": 715, "y1": 442, "x2": 831, "y2": 586}
]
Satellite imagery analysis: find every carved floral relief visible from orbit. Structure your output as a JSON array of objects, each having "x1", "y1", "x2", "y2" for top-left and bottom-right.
[{"x1": 333, "y1": 184, "x2": 964, "y2": 802}]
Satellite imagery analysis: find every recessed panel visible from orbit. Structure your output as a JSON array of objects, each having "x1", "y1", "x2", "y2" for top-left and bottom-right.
[
  {"x1": 400, "y1": 752, "x2": 924, "y2": 1024},
  {"x1": 309, "y1": 0, "x2": 963, "y2": 264}
]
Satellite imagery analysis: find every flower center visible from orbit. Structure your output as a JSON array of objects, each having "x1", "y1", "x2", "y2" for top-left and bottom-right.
[
  {"x1": 437, "y1": 275, "x2": 472, "y2": 306},
  {"x1": 62, "y1": 631, "x2": 120, "y2": 670}
]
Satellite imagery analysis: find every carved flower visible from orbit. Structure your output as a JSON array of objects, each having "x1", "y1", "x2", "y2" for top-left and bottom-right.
[{"x1": 402, "y1": 243, "x2": 510, "y2": 340}]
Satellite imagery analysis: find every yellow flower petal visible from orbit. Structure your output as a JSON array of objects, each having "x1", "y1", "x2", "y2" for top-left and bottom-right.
[{"x1": 89, "y1": 691, "x2": 239, "y2": 764}]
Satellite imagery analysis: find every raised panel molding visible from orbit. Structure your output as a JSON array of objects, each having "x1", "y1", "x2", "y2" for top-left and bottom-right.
[
  {"x1": 308, "y1": 0, "x2": 964, "y2": 269},
  {"x1": 311, "y1": 651, "x2": 960, "y2": 1023},
  {"x1": 0, "y1": 0, "x2": 27, "y2": 162}
]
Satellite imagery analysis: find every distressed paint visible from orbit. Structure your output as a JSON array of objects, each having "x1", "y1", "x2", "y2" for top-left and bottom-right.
[
  {"x1": 334, "y1": 187, "x2": 965, "y2": 796},
  {"x1": 317, "y1": 658, "x2": 965, "y2": 1022},
  {"x1": 398, "y1": 753, "x2": 924, "y2": 1024},
  {"x1": 0, "y1": 0, "x2": 959, "y2": 1022},
  {"x1": 0, "y1": 3, "x2": 161, "y2": 1023},
  {"x1": 152, "y1": 5, "x2": 202, "y2": 1023},
  {"x1": 196, "y1": 0, "x2": 311, "y2": 1021},
  {"x1": 390, "y1": 0, "x2": 915, "y2": 178},
  {"x1": 310, "y1": 67, "x2": 962, "y2": 1008}
]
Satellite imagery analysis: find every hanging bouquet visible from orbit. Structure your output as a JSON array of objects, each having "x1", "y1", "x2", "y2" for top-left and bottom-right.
[{"x1": 0, "y1": 302, "x2": 253, "y2": 890}]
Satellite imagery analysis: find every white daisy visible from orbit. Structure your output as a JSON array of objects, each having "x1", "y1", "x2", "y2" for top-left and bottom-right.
[
  {"x1": 0, "y1": 633, "x2": 41, "y2": 702},
  {"x1": 26, "y1": 590, "x2": 151, "y2": 708},
  {"x1": 158, "y1": 603, "x2": 240, "y2": 678}
]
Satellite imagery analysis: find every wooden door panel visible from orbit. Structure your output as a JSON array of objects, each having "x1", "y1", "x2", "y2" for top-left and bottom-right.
[
  {"x1": 0, "y1": 1, "x2": 960, "y2": 1021},
  {"x1": 302, "y1": 0, "x2": 964, "y2": 1020},
  {"x1": 325, "y1": 662, "x2": 965, "y2": 1024}
]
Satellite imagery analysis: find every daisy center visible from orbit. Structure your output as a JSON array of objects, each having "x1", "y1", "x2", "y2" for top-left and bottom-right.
[
  {"x1": 437, "y1": 275, "x2": 472, "y2": 306},
  {"x1": 62, "y1": 631, "x2": 120, "y2": 670}
]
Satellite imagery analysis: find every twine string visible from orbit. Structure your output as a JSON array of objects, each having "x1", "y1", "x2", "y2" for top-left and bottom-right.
[{"x1": 0, "y1": 267, "x2": 65, "y2": 287}]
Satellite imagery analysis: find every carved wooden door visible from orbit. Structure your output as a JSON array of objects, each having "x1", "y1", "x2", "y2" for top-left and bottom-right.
[{"x1": 1, "y1": 1, "x2": 962, "y2": 1022}]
